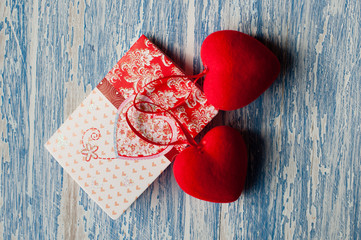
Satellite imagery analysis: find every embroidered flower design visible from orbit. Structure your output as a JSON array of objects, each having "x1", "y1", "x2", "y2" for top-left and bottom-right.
[{"x1": 81, "y1": 143, "x2": 99, "y2": 162}]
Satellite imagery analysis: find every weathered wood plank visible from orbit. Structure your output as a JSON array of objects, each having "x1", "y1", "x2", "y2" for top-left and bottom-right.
[
  {"x1": 219, "y1": 0, "x2": 361, "y2": 239},
  {"x1": 1, "y1": 0, "x2": 360, "y2": 239}
]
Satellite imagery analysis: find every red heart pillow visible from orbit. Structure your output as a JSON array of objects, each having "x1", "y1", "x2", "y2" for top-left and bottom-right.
[
  {"x1": 201, "y1": 30, "x2": 281, "y2": 110},
  {"x1": 173, "y1": 126, "x2": 248, "y2": 203}
]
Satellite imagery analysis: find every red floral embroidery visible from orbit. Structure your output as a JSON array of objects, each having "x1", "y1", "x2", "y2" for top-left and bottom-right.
[{"x1": 81, "y1": 143, "x2": 99, "y2": 162}]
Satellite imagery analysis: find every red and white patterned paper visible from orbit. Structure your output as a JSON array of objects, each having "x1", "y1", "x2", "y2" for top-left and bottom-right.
[{"x1": 45, "y1": 35, "x2": 218, "y2": 219}]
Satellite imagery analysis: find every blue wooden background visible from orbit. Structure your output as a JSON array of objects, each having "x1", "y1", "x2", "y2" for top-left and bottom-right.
[{"x1": 1, "y1": 0, "x2": 360, "y2": 239}]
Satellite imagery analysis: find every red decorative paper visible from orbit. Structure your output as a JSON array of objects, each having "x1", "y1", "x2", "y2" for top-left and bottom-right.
[{"x1": 104, "y1": 35, "x2": 218, "y2": 159}]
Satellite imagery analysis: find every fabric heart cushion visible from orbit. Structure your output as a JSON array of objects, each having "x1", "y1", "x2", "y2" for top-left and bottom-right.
[
  {"x1": 201, "y1": 30, "x2": 281, "y2": 110},
  {"x1": 173, "y1": 126, "x2": 248, "y2": 203}
]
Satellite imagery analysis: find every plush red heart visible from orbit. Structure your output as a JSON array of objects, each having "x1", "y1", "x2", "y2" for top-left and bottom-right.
[
  {"x1": 201, "y1": 30, "x2": 281, "y2": 110},
  {"x1": 173, "y1": 126, "x2": 248, "y2": 203}
]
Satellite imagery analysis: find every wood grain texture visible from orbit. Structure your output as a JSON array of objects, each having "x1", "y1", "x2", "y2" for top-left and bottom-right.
[{"x1": 1, "y1": 0, "x2": 360, "y2": 239}]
